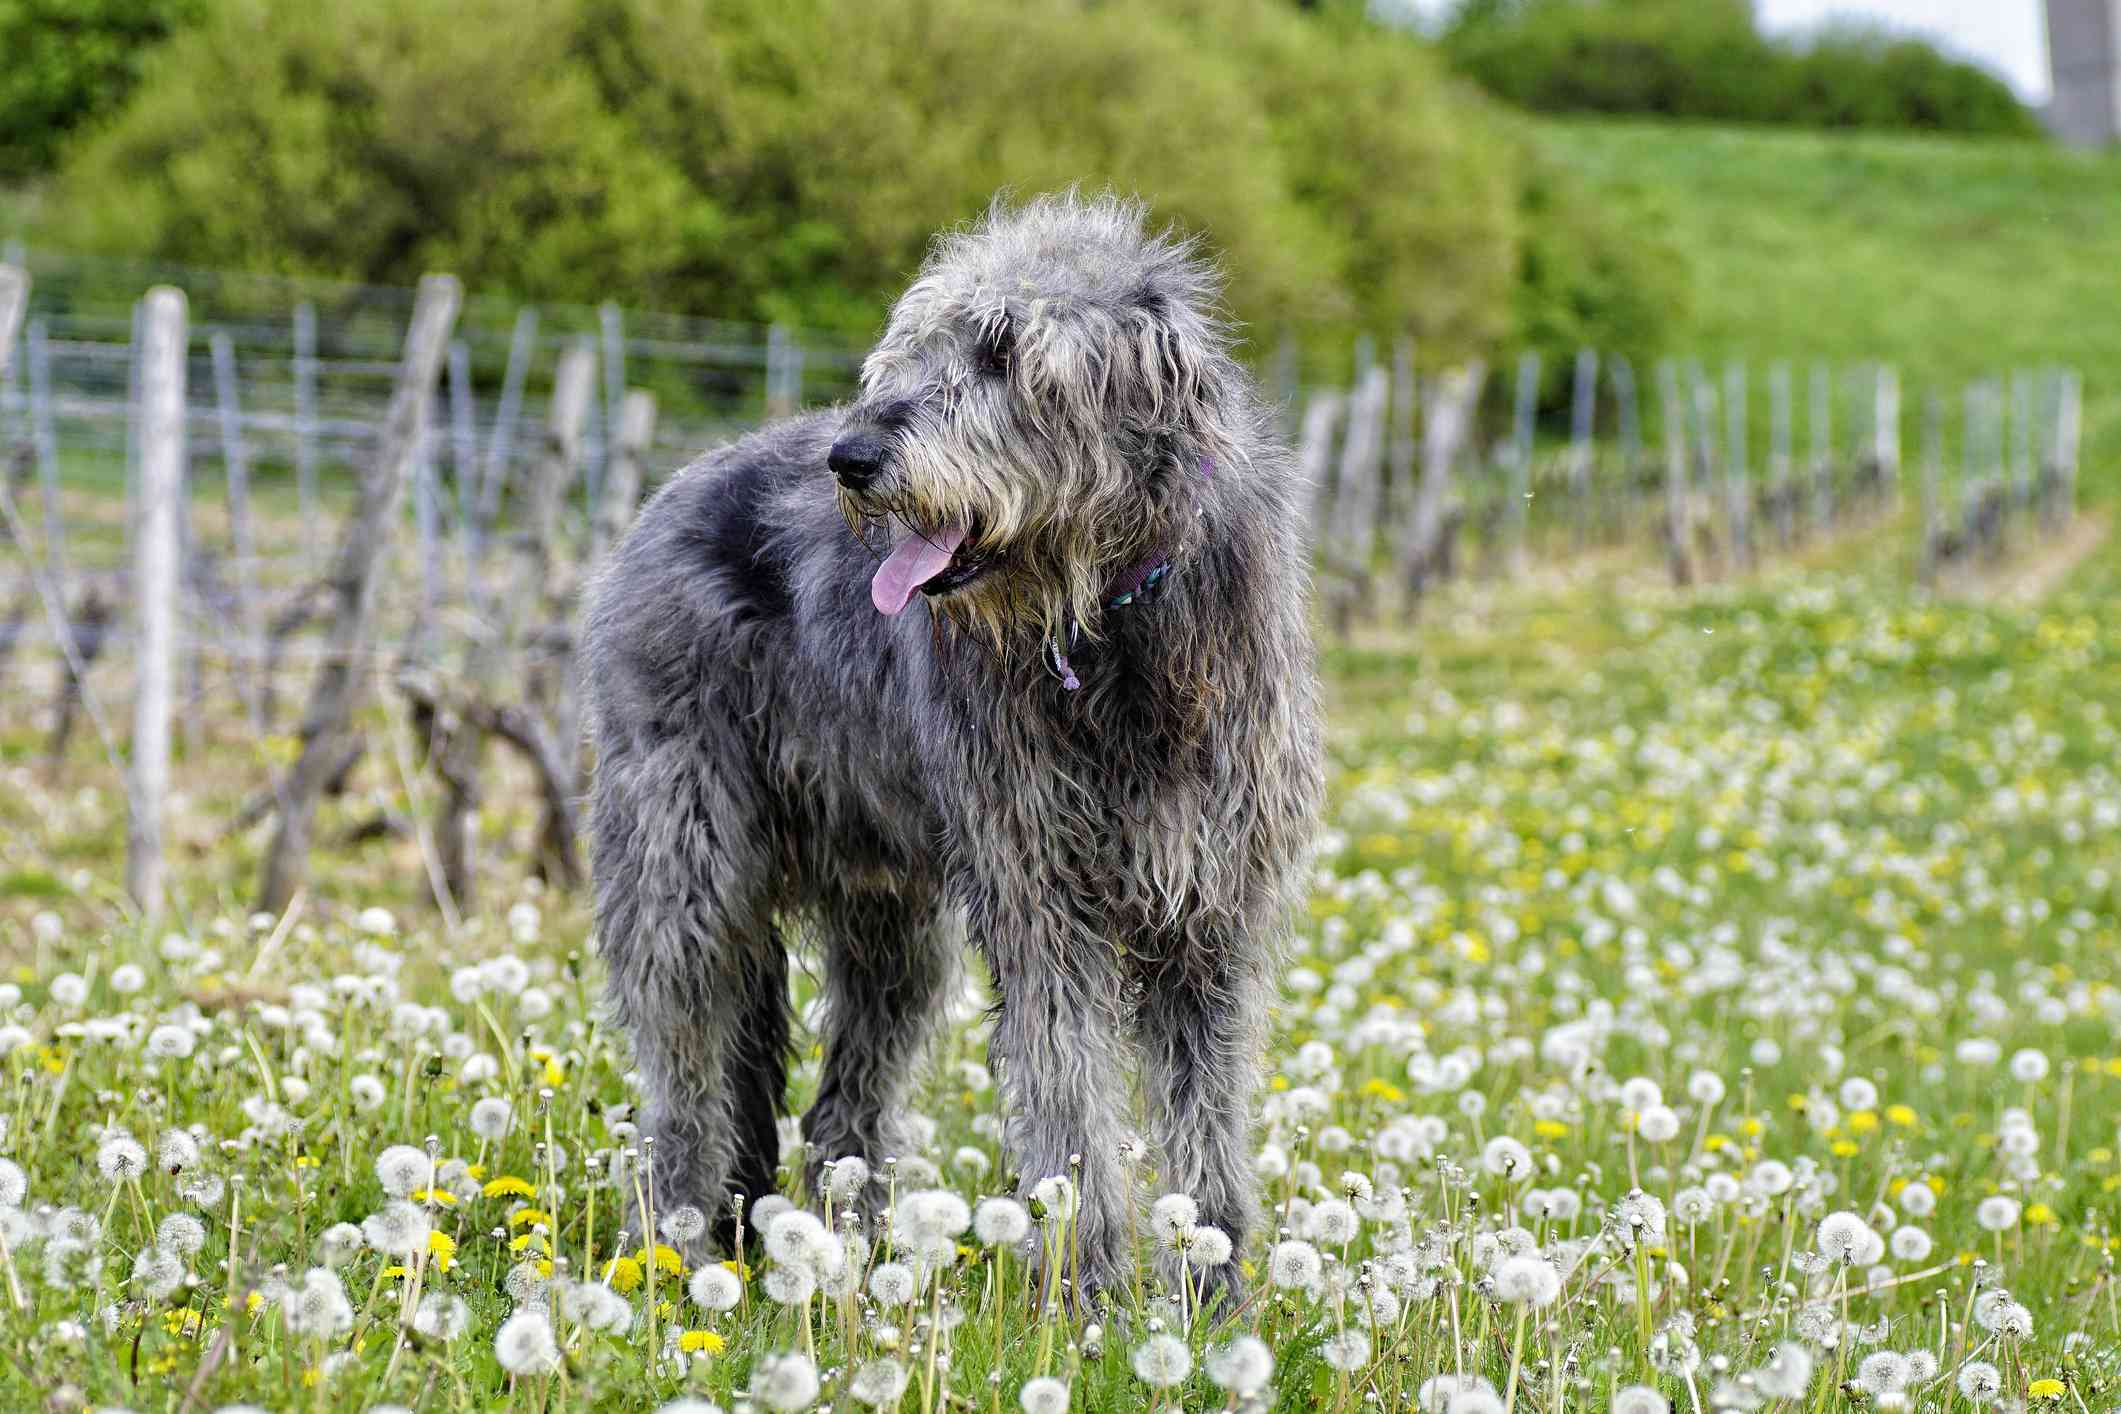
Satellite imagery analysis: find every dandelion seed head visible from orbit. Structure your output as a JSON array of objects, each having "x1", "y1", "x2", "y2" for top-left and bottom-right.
[{"x1": 493, "y1": 1309, "x2": 559, "y2": 1374}]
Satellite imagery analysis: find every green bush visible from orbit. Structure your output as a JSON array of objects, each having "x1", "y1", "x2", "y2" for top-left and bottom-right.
[
  {"x1": 0, "y1": 0, "x2": 202, "y2": 180},
  {"x1": 1444, "y1": 0, "x2": 2044, "y2": 138},
  {"x1": 38, "y1": 0, "x2": 1678, "y2": 374}
]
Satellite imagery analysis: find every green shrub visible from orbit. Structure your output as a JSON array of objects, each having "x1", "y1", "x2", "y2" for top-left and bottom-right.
[
  {"x1": 0, "y1": 0, "x2": 203, "y2": 180},
  {"x1": 38, "y1": 0, "x2": 1678, "y2": 372},
  {"x1": 1445, "y1": 0, "x2": 2043, "y2": 138}
]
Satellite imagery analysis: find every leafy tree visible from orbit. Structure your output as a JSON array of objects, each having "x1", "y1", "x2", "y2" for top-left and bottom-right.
[{"x1": 0, "y1": 0, "x2": 204, "y2": 178}]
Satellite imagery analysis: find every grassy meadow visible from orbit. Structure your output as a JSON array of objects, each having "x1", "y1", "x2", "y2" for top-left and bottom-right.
[
  {"x1": 4, "y1": 513, "x2": 2121, "y2": 1410},
  {"x1": 1536, "y1": 119, "x2": 2121, "y2": 480},
  {"x1": 4, "y1": 114, "x2": 2121, "y2": 1414}
]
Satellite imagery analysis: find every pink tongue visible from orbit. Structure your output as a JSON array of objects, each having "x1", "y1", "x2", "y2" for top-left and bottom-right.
[{"x1": 871, "y1": 523, "x2": 969, "y2": 615}]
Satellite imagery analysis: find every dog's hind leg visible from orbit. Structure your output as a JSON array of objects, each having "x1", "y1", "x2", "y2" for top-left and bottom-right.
[
  {"x1": 1132, "y1": 924, "x2": 1271, "y2": 1315},
  {"x1": 590, "y1": 736, "x2": 791, "y2": 1259},
  {"x1": 799, "y1": 884, "x2": 958, "y2": 1223}
]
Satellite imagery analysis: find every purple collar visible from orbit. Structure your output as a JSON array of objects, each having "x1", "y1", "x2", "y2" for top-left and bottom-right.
[{"x1": 1046, "y1": 456, "x2": 1213, "y2": 691}]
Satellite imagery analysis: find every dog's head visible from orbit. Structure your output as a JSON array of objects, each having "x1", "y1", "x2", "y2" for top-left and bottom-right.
[{"x1": 832, "y1": 192, "x2": 1245, "y2": 637}]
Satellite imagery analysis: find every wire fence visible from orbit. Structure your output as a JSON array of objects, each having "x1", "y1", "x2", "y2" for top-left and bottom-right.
[{"x1": 0, "y1": 252, "x2": 2089, "y2": 921}]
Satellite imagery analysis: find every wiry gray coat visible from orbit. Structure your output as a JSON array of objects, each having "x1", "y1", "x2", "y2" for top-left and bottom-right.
[{"x1": 583, "y1": 194, "x2": 1322, "y2": 1305}]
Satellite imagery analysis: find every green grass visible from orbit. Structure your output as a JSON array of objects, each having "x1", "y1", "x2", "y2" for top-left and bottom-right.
[
  {"x1": 4, "y1": 550, "x2": 2120, "y2": 1410},
  {"x1": 1536, "y1": 118, "x2": 2121, "y2": 482}
]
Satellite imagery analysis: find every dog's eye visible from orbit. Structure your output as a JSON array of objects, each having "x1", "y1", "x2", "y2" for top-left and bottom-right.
[{"x1": 974, "y1": 320, "x2": 1012, "y2": 378}]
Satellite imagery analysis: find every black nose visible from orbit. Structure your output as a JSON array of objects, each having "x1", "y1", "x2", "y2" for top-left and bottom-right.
[{"x1": 828, "y1": 433, "x2": 887, "y2": 490}]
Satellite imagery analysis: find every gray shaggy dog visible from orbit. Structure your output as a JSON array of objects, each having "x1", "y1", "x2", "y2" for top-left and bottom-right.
[{"x1": 583, "y1": 193, "x2": 1322, "y2": 1305}]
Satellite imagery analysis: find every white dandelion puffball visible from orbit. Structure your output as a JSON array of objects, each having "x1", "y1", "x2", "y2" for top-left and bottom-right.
[
  {"x1": 823, "y1": 1156, "x2": 871, "y2": 1200},
  {"x1": 1957, "y1": 1361, "x2": 2002, "y2": 1402},
  {"x1": 361, "y1": 1201, "x2": 430, "y2": 1257},
  {"x1": 0, "y1": 1158, "x2": 26, "y2": 1207},
  {"x1": 661, "y1": 1204, "x2": 707, "y2": 1246},
  {"x1": 1635, "y1": 1105, "x2": 1681, "y2": 1143},
  {"x1": 413, "y1": 1294, "x2": 470, "y2": 1341},
  {"x1": 146, "y1": 1024, "x2": 196, "y2": 1060},
  {"x1": 1018, "y1": 1377, "x2": 1070, "y2": 1414},
  {"x1": 1856, "y1": 1352, "x2": 1910, "y2": 1396},
  {"x1": 469, "y1": 1097, "x2": 513, "y2": 1141},
  {"x1": 1320, "y1": 1328, "x2": 1372, "y2": 1372},
  {"x1": 493, "y1": 1309, "x2": 559, "y2": 1375},
  {"x1": 658, "y1": 1402, "x2": 725, "y2": 1414},
  {"x1": 688, "y1": 1262, "x2": 743, "y2": 1312},
  {"x1": 1897, "y1": 1181, "x2": 1936, "y2": 1217},
  {"x1": 1185, "y1": 1224, "x2": 1235, "y2": 1268},
  {"x1": 1611, "y1": 1386, "x2": 1669, "y2": 1414},
  {"x1": 283, "y1": 1268, "x2": 354, "y2": 1339},
  {"x1": 1753, "y1": 1342, "x2": 1814, "y2": 1400},
  {"x1": 97, "y1": 1133, "x2": 148, "y2": 1182},
  {"x1": 157, "y1": 1213, "x2": 208, "y2": 1257},
  {"x1": 754, "y1": 1351, "x2": 821, "y2": 1412},
  {"x1": 1482, "y1": 1136, "x2": 1534, "y2": 1181},
  {"x1": 375, "y1": 1145, "x2": 433, "y2": 1197},
  {"x1": 1612, "y1": 1190, "x2": 1666, "y2": 1247},
  {"x1": 762, "y1": 1264, "x2": 816, "y2": 1306},
  {"x1": 1493, "y1": 1254, "x2": 1562, "y2": 1307},
  {"x1": 1816, "y1": 1211, "x2": 1882, "y2": 1266},
  {"x1": 1305, "y1": 1198, "x2": 1360, "y2": 1244},
  {"x1": 1207, "y1": 1336, "x2": 1275, "y2": 1395},
  {"x1": 974, "y1": 1197, "x2": 1031, "y2": 1247},
  {"x1": 1889, "y1": 1225, "x2": 1932, "y2": 1262},
  {"x1": 867, "y1": 1261, "x2": 918, "y2": 1307},
  {"x1": 848, "y1": 1358, "x2": 910, "y2": 1408},
  {"x1": 1976, "y1": 1195, "x2": 2021, "y2": 1232},
  {"x1": 316, "y1": 1222, "x2": 365, "y2": 1267},
  {"x1": 1132, "y1": 1333, "x2": 1192, "y2": 1388},
  {"x1": 1268, "y1": 1239, "x2": 1322, "y2": 1290},
  {"x1": 132, "y1": 1246, "x2": 185, "y2": 1301},
  {"x1": 2008, "y1": 1048, "x2": 2049, "y2": 1083},
  {"x1": 1148, "y1": 1192, "x2": 1199, "y2": 1242},
  {"x1": 765, "y1": 1209, "x2": 828, "y2": 1266}
]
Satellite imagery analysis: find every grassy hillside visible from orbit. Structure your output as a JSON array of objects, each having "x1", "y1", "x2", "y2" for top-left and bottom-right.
[{"x1": 1537, "y1": 118, "x2": 2121, "y2": 480}]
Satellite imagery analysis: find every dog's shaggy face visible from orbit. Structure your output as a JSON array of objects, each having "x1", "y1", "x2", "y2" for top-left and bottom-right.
[{"x1": 833, "y1": 193, "x2": 1246, "y2": 639}]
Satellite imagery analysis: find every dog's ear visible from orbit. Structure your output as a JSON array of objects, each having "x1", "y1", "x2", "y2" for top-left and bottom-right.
[{"x1": 1129, "y1": 287, "x2": 1229, "y2": 479}]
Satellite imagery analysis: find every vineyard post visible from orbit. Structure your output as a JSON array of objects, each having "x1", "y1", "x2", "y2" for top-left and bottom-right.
[{"x1": 129, "y1": 287, "x2": 189, "y2": 918}]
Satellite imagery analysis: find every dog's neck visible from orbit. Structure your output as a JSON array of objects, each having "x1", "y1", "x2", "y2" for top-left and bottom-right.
[{"x1": 1044, "y1": 456, "x2": 1214, "y2": 691}]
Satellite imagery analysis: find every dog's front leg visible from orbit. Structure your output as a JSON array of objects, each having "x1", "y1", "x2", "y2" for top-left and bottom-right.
[
  {"x1": 978, "y1": 904, "x2": 1138, "y2": 1312},
  {"x1": 1132, "y1": 921, "x2": 1269, "y2": 1318}
]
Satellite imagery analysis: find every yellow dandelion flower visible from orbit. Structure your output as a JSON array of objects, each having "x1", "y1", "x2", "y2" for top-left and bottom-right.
[
  {"x1": 1703, "y1": 1133, "x2": 1731, "y2": 1151},
  {"x1": 606, "y1": 1255, "x2": 645, "y2": 1293},
  {"x1": 1884, "y1": 1104, "x2": 1917, "y2": 1128},
  {"x1": 2025, "y1": 1203, "x2": 2057, "y2": 1226},
  {"x1": 429, "y1": 1230, "x2": 457, "y2": 1271},
  {"x1": 2028, "y1": 1378, "x2": 2064, "y2": 1399},
  {"x1": 1846, "y1": 1111, "x2": 1879, "y2": 1134},
  {"x1": 678, "y1": 1329, "x2": 726, "y2": 1355},
  {"x1": 1740, "y1": 1118, "x2": 1763, "y2": 1138},
  {"x1": 1360, "y1": 1078, "x2": 1404, "y2": 1103},
  {"x1": 640, "y1": 1243, "x2": 683, "y2": 1276},
  {"x1": 509, "y1": 1208, "x2": 554, "y2": 1228},
  {"x1": 484, "y1": 1175, "x2": 537, "y2": 1200},
  {"x1": 1533, "y1": 1120, "x2": 1569, "y2": 1140},
  {"x1": 409, "y1": 1187, "x2": 458, "y2": 1206},
  {"x1": 1830, "y1": 1140, "x2": 1861, "y2": 1158},
  {"x1": 1269, "y1": 1076, "x2": 1289, "y2": 1092},
  {"x1": 383, "y1": 1265, "x2": 409, "y2": 1279}
]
